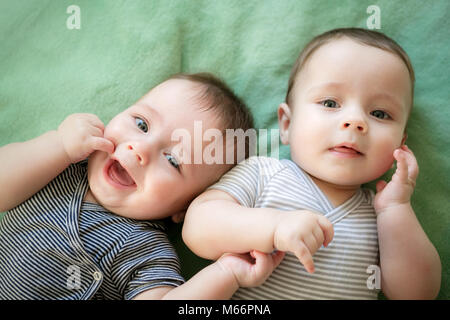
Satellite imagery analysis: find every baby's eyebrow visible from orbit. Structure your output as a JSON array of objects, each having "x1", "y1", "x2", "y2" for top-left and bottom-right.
[
  {"x1": 370, "y1": 92, "x2": 403, "y2": 110},
  {"x1": 306, "y1": 83, "x2": 405, "y2": 109},
  {"x1": 137, "y1": 103, "x2": 163, "y2": 124},
  {"x1": 306, "y1": 82, "x2": 345, "y2": 95}
]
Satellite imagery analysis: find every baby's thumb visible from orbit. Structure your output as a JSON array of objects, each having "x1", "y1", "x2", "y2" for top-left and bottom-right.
[
  {"x1": 92, "y1": 137, "x2": 115, "y2": 155},
  {"x1": 251, "y1": 250, "x2": 284, "y2": 282}
]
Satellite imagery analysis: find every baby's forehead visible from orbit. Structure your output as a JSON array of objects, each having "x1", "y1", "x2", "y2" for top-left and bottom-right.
[
  {"x1": 138, "y1": 81, "x2": 217, "y2": 120},
  {"x1": 157, "y1": 78, "x2": 208, "y2": 100},
  {"x1": 297, "y1": 39, "x2": 412, "y2": 83},
  {"x1": 296, "y1": 40, "x2": 412, "y2": 96}
]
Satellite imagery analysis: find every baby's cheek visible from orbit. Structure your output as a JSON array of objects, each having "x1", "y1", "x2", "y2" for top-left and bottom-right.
[
  {"x1": 103, "y1": 121, "x2": 122, "y2": 143},
  {"x1": 371, "y1": 146, "x2": 396, "y2": 179}
]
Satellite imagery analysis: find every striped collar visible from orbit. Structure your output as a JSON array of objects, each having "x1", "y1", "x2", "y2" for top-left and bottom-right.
[{"x1": 281, "y1": 159, "x2": 366, "y2": 224}]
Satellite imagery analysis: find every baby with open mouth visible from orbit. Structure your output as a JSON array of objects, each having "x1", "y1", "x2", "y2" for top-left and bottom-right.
[{"x1": 0, "y1": 73, "x2": 284, "y2": 300}]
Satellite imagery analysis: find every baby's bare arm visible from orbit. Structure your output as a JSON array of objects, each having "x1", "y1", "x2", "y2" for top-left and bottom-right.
[
  {"x1": 182, "y1": 189, "x2": 333, "y2": 273},
  {"x1": 133, "y1": 261, "x2": 239, "y2": 300},
  {"x1": 0, "y1": 130, "x2": 70, "y2": 211},
  {"x1": 375, "y1": 146, "x2": 441, "y2": 299},
  {"x1": 133, "y1": 250, "x2": 284, "y2": 300},
  {"x1": 377, "y1": 203, "x2": 441, "y2": 299},
  {"x1": 0, "y1": 113, "x2": 113, "y2": 212},
  {"x1": 182, "y1": 189, "x2": 280, "y2": 260}
]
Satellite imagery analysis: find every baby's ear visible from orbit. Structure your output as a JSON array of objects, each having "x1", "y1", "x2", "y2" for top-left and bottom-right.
[
  {"x1": 278, "y1": 103, "x2": 291, "y2": 145},
  {"x1": 401, "y1": 132, "x2": 408, "y2": 146},
  {"x1": 171, "y1": 210, "x2": 186, "y2": 223}
]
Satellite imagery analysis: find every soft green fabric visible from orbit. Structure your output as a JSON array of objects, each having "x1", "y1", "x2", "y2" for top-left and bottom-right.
[{"x1": 0, "y1": 0, "x2": 448, "y2": 299}]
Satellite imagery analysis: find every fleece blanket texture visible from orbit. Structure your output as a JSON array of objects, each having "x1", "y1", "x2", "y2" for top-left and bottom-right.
[{"x1": 0, "y1": 0, "x2": 448, "y2": 299}]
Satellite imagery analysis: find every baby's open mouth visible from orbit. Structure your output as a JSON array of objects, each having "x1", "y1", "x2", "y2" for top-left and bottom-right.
[{"x1": 107, "y1": 160, "x2": 136, "y2": 187}]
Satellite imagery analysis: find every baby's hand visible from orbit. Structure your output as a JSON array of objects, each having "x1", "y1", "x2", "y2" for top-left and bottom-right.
[
  {"x1": 217, "y1": 250, "x2": 285, "y2": 288},
  {"x1": 374, "y1": 145, "x2": 419, "y2": 214},
  {"x1": 57, "y1": 113, "x2": 114, "y2": 164},
  {"x1": 273, "y1": 210, "x2": 334, "y2": 273}
]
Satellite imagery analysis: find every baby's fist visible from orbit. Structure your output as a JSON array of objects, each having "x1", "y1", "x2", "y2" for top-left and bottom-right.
[
  {"x1": 274, "y1": 210, "x2": 333, "y2": 273},
  {"x1": 57, "y1": 113, "x2": 114, "y2": 164},
  {"x1": 217, "y1": 250, "x2": 285, "y2": 288}
]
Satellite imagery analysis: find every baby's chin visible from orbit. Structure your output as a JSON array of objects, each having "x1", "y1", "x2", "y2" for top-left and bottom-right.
[
  {"x1": 306, "y1": 168, "x2": 377, "y2": 188},
  {"x1": 94, "y1": 197, "x2": 176, "y2": 221}
]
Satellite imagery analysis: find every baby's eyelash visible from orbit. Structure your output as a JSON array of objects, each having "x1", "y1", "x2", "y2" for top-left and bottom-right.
[
  {"x1": 135, "y1": 117, "x2": 149, "y2": 132},
  {"x1": 164, "y1": 153, "x2": 181, "y2": 172},
  {"x1": 320, "y1": 99, "x2": 340, "y2": 108},
  {"x1": 370, "y1": 110, "x2": 392, "y2": 120}
]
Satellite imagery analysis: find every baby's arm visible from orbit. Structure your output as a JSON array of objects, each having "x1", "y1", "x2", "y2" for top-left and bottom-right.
[
  {"x1": 183, "y1": 189, "x2": 333, "y2": 274},
  {"x1": 0, "y1": 113, "x2": 113, "y2": 211},
  {"x1": 133, "y1": 250, "x2": 284, "y2": 300},
  {"x1": 375, "y1": 145, "x2": 441, "y2": 299}
]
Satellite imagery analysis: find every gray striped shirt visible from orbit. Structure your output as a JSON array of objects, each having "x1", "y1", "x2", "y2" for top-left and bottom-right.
[
  {"x1": 0, "y1": 161, "x2": 184, "y2": 300},
  {"x1": 209, "y1": 156, "x2": 380, "y2": 300}
]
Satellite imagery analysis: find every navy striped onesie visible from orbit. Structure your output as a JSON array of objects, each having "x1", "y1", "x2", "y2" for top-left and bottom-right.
[{"x1": 0, "y1": 161, "x2": 184, "y2": 299}]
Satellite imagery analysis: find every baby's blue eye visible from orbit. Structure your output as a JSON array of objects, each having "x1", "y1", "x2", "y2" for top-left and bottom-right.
[
  {"x1": 371, "y1": 110, "x2": 391, "y2": 120},
  {"x1": 322, "y1": 99, "x2": 339, "y2": 108},
  {"x1": 135, "y1": 117, "x2": 148, "y2": 132},
  {"x1": 165, "y1": 154, "x2": 180, "y2": 171}
]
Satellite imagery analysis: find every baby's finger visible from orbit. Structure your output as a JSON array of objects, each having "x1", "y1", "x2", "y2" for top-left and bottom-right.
[
  {"x1": 89, "y1": 125, "x2": 106, "y2": 139},
  {"x1": 304, "y1": 234, "x2": 321, "y2": 256},
  {"x1": 317, "y1": 216, "x2": 334, "y2": 247},
  {"x1": 90, "y1": 137, "x2": 115, "y2": 154},
  {"x1": 251, "y1": 250, "x2": 269, "y2": 265},
  {"x1": 401, "y1": 145, "x2": 419, "y2": 182},
  {"x1": 393, "y1": 149, "x2": 408, "y2": 183},
  {"x1": 401, "y1": 144, "x2": 415, "y2": 154},
  {"x1": 250, "y1": 251, "x2": 273, "y2": 277},
  {"x1": 86, "y1": 114, "x2": 106, "y2": 131},
  {"x1": 312, "y1": 225, "x2": 325, "y2": 248},
  {"x1": 293, "y1": 242, "x2": 315, "y2": 273}
]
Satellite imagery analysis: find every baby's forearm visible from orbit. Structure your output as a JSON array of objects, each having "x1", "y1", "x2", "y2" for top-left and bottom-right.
[
  {"x1": 377, "y1": 203, "x2": 441, "y2": 299},
  {"x1": 0, "y1": 130, "x2": 71, "y2": 211},
  {"x1": 161, "y1": 261, "x2": 239, "y2": 300},
  {"x1": 183, "y1": 198, "x2": 281, "y2": 260}
]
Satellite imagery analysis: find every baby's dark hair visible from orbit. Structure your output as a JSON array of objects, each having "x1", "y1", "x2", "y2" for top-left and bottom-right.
[
  {"x1": 167, "y1": 72, "x2": 255, "y2": 161},
  {"x1": 285, "y1": 28, "x2": 415, "y2": 110}
]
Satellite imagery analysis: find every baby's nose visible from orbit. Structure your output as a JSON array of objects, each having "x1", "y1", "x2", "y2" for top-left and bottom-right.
[
  {"x1": 127, "y1": 143, "x2": 149, "y2": 166},
  {"x1": 341, "y1": 119, "x2": 368, "y2": 134}
]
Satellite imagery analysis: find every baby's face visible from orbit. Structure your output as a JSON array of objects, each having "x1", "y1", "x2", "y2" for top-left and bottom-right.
[
  {"x1": 87, "y1": 79, "x2": 229, "y2": 220},
  {"x1": 279, "y1": 38, "x2": 412, "y2": 187}
]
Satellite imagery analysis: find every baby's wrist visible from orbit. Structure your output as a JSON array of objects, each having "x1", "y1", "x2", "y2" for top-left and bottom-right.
[
  {"x1": 52, "y1": 130, "x2": 73, "y2": 166},
  {"x1": 215, "y1": 256, "x2": 240, "y2": 290},
  {"x1": 271, "y1": 210, "x2": 291, "y2": 250},
  {"x1": 376, "y1": 201, "x2": 413, "y2": 219},
  {"x1": 46, "y1": 130, "x2": 72, "y2": 166}
]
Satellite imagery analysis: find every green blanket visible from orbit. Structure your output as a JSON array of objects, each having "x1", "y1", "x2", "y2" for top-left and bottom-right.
[{"x1": 1, "y1": 0, "x2": 448, "y2": 299}]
